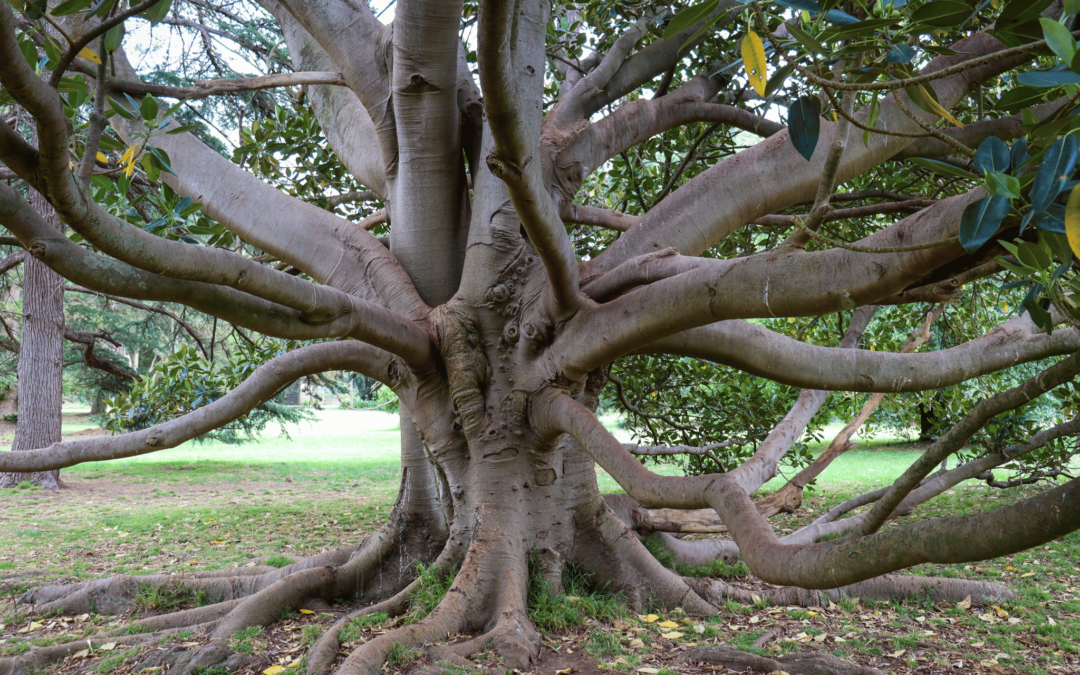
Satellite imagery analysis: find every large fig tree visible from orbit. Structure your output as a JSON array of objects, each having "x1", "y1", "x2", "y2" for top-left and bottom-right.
[{"x1": 4, "y1": 0, "x2": 1080, "y2": 673}]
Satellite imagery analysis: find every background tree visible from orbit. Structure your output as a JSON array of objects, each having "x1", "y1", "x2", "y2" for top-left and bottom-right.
[{"x1": 4, "y1": 0, "x2": 1080, "y2": 674}]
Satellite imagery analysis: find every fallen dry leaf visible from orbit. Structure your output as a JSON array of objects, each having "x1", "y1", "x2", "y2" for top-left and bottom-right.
[
  {"x1": 640, "y1": 614, "x2": 659, "y2": 623},
  {"x1": 657, "y1": 620, "x2": 679, "y2": 630},
  {"x1": 660, "y1": 631, "x2": 684, "y2": 639}
]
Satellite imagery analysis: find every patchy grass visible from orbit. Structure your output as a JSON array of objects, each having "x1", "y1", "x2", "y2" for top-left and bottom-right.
[{"x1": 1, "y1": 409, "x2": 1078, "y2": 674}]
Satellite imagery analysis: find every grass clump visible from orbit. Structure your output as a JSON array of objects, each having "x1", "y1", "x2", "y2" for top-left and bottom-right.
[
  {"x1": 133, "y1": 582, "x2": 212, "y2": 613},
  {"x1": 228, "y1": 626, "x2": 263, "y2": 654},
  {"x1": 339, "y1": 611, "x2": 389, "y2": 644},
  {"x1": 642, "y1": 536, "x2": 748, "y2": 579},
  {"x1": 95, "y1": 647, "x2": 140, "y2": 674},
  {"x1": 265, "y1": 553, "x2": 294, "y2": 568},
  {"x1": 385, "y1": 643, "x2": 422, "y2": 667},
  {"x1": 193, "y1": 667, "x2": 231, "y2": 675},
  {"x1": 407, "y1": 563, "x2": 456, "y2": 621},
  {"x1": 528, "y1": 562, "x2": 627, "y2": 631}
]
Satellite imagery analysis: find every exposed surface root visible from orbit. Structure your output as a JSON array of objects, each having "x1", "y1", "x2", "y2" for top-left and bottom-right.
[
  {"x1": 306, "y1": 538, "x2": 465, "y2": 675},
  {"x1": 687, "y1": 573, "x2": 1016, "y2": 607},
  {"x1": 0, "y1": 621, "x2": 216, "y2": 675},
  {"x1": 686, "y1": 644, "x2": 885, "y2": 674},
  {"x1": 19, "y1": 541, "x2": 365, "y2": 615},
  {"x1": 572, "y1": 497, "x2": 718, "y2": 614}
]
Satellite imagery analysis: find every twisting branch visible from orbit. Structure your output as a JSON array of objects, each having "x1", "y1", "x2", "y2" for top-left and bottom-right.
[
  {"x1": 853, "y1": 350, "x2": 1080, "y2": 538},
  {"x1": 757, "y1": 304, "x2": 945, "y2": 516},
  {"x1": 640, "y1": 309, "x2": 1077, "y2": 394},
  {"x1": 791, "y1": 215, "x2": 961, "y2": 253},
  {"x1": 0, "y1": 340, "x2": 396, "y2": 473},
  {"x1": 0, "y1": 250, "x2": 23, "y2": 274},
  {"x1": 477, "y1": 0, "x2": 581, "y2": 315},
  {"x1": 63, "y1": 327, "x2": 139, "y2": 381},
  {"x1": 102, "y1": 71, "x2": 349, "y2": 101},
  {"x1": 752, "y1": 199, "x2": 937, "y2": 227},
  {"x1": 66, "y1": 285, "x2": 209, "y2": 357},
  {"x1": 561, "y1": 204, "x2": 641, "y2": 232}
]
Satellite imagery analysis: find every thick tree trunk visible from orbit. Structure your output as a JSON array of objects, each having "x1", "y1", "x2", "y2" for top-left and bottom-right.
[{"x1": 0, "y1": 189, "x2": 64, "y2": 490}]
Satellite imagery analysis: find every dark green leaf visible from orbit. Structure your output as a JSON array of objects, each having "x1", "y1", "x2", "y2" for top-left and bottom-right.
[
  {"x1": 50, "y1": 0, "x2": 92, "y2": 16},
  {"x1": 774, "y1": 0, "x2": 823, "y2": 11},
  {"x1": 910, "y1": 157, "x2": 978, "y2": 179},
  {"x1": 1030, "y1": 135, "x2": 1079, "y2": 215},
  {"x1": 911, "y1": 1, "x2": 972, "y2": 28},
  {"x1": 103, "y1": 22, "x2": 124, "y2": 53},
  {"x1": 140, "y1": 93, "x2": 158, "y2": 121},
  {"x1": 141, "y1": 0, "x2": 171, "y2": 26},
  {"x1": 993, "y1": 86, "x2": 1046, "y2": 112},
  {"x1": 885, "y1": 43, "x2": 916, "y2": 63},
  {"x1": 788, "y1": 96, "x2": 820, "y2": 161},
  {"x1": 1016, "y1": 69, "x2": 1080, "y2": 88},
  {"x1": 785, "y1": 21, "x2": 827, "y2": 53},
  {"x1": 663, "y1": 0, "x2": 718, "y2": 40},
  {"x1": 974, "y1": 136, "x2": 1010, "y2": 174},
  {"x1": 959, "y1": 195, "x2": 1009, "y2": 253}
]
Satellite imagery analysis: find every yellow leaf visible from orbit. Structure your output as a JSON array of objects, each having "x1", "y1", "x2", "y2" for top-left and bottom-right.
[
  {"x1": 556, "y1": 669, "x2": 576, "y2": 675},
  {"x1": 123, "y1": 161, "x2": 135, "y2": 178},
  {"x1": 1021, "y1": 572, "x2": 1036, "y2": 578},
  {"x1": 264, "y1": 667, "x2": 286, "y2": 675},
  {"x1": 120, "y1": 144, "x2": 136, "y2": 165},
  {"x1": 288, "y1": 659, "x2": 302, "y2": 668},
  {"x1": 741, "y1": 31, "x2": 768, "y2": 97},
  {"x1": 299, "y1": 609, "x2": 315, "y2": 615},
  {"x1": 96, "y1": 152, "x2": 108, "y2": 163},
  {"x1": 78, "y1": 47, "x2": 102, "y2": 64},
  {"x1": 100, "y1": 643, "x2": 116, "y2": 651},
  {"x1": 658, "y1": 620, "x2": 679, "y2": 629},
  {"x1": 1005, "y1": 566, "x2": 1015, "y2": 571},
  {"x1": 918, "y1": 85, "x2": 963, "y2": 128},
  {"x1": 1065, "y1": 184, "x2": 1080, "y2": 260},
  {"x1": 956, "y1": 596, "x2": 971, "y2": 610},
  {"x1": 660, "y1": 631, "x2": 684, "y2": 639},
  {"x1": 640, "y1": 614, "x2": 659, "y2": 623}
]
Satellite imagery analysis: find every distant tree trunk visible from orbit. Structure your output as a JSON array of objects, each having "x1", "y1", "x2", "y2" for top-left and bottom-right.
[{"x1": 0, "y1": 189, "x2": 64, "y2": 490}]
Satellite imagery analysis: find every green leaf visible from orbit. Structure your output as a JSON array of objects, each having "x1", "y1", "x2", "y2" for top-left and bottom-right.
[
  {"x1": 959, "y1": 195, "x2": 1010, "y2": 253},
  {"x1": 974, "y1": 136, "x2": 1010, "y2": 174},
  {"x1": 994, "y1": 86, "x2": 1046, "y2": 113},
  {"x1": 764, "y1": 63, "x2": 794, "y2": 97},
  {"x1": 911, "y1": 1, "x2": 972, "y2": 28},
  {"x1": 140, "y1": 93, "x2": 158, "y2": 121},
  {"x1": 1031, "y1": 135, "x2": 1079, "y2": 215},
  {"x1": 785, "y1": 21, "x2": 827, "y2": 54},
  {"x1": 788, "y1": 96, "x2": 820, "y2": 161},
  {"x1": 999, "y1": 0, "x2": 1054, "y2": 28},
  {"x1": 50, "y1": 0, "x2": 92, "y2": 16},
  {"x1": 663, "y1": 0, "x2": 718, "y2": 41},
  {"x1": 141, "y1": 0, "x2": 171, "y2": 26},
  {"x1": 165, "y1": 124, "x2": 203, "y2": 135},
  {"x1": 986, "y1": 171, "x2": 1021, "y2": 199},
  {"x1": 103, "y1": 22, "x2": 124, "y2": 53},
  {"x1": 910, "y1": 158, "x2": 977, "y2": 180},
  {"x1": 1017, "y1": 70, "x2": 1080, "y2": 88},
  {"x1": 1040, "y1": 18, "x2": 1077, "y2": 63},
  {"x1": 108, "y1": 96, "x2": 136, "y2": 120}
]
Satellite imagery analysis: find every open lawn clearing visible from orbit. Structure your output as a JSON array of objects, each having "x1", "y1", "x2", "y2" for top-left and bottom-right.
[{"x1": 0, "y1": 410, "x2": 1078, "y2": 674}]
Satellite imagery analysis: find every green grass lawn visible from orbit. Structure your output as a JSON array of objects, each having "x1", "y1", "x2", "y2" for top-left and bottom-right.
[{"x1": 0, "y1": 407, "x2": 1077, "y2": 674}]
